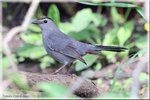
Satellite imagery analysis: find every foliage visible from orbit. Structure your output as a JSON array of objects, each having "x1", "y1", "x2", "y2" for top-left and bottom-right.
[
  {"x1": 2, "y1": 2, "x2": 148, "y2": 99},
  {"x1": 5, "y1": 2, "x2": 145, "y2": 71},
  {"x1": 71, "y1": 8, "x2": 101, "y2": 32},
  {"x1": 117, "y1": 21, "x2": 134, "y2": 46},
  {"x1": 75, "y1": 54, "x2": 98, "y2": 71},
  {"x1": 111, "y1": 49, "x2": 145, "y2": 92},
  {"x1": 36, "y1": 82, "x2": 68, "y2": 98},
  {"x1": 48, "y1": 4, "x2": 60, "y2": 25},
  {"x1": 17, "y1": 44, "x2": 46, "y2": 59},
  {"x1": 8, "y1": 72, "x2": 30, "y2": 90},
  {"x1": 2, "y1": 55, "x2": 18, "y2": 69},
  {"x1": 78, "y1": 1, "x2": 145, "y2": 19}
]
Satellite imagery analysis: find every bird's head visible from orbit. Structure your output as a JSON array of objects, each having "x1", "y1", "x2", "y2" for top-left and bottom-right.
[{"x1": 32, "y1": 17, "x2": 57, "y2": 30}]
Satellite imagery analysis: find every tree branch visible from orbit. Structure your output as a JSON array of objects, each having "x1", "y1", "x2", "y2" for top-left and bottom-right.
[
  {"x1": 3, "y1": 0, "x2": 40, "y2": 71},
  {"x1": 19, "y1": 71, "x2": 100, "y2": 98}
]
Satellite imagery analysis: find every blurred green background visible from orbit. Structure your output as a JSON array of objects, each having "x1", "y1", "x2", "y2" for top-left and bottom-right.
[
  {"x1": 3, "y1": 2, "x2": 147, "y2": 71},
  {"x1": 2, "y1": 1, "x2": 148, "y2": 99}
]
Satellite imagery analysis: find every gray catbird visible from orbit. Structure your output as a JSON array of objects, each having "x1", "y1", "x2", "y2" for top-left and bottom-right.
[{"x1": 32, "y1": 17, "x2": 127, "y2": 74}]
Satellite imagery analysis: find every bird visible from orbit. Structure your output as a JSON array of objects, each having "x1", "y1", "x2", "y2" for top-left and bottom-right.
[{"x1": 32, "y1": 17, "x2": 127, "y2": 74}]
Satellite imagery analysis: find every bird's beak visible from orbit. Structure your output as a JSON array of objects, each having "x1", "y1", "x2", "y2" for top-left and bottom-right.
[{"x1": 32, "y1": 20, "x2": 42, "y2": 24}]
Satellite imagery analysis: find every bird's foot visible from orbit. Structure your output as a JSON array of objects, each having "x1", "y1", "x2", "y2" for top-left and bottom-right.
[
  {"x1": 50, "y1": 70, "x2": 60, "y2": 75},
  {"x1": 50, "y1": 69, "x2": 71, "y2": 75}
]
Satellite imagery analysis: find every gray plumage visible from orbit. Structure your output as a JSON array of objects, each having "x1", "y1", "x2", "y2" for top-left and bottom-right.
[{"x1": 32, "y1": 17, "x2": 127, "y2": 73}]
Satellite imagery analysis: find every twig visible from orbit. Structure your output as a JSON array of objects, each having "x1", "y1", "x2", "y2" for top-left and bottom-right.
[
  {"x1": 0, "y1": 2, "x2": 3, "y2": 98},
  {"x1": 80, "y1": 57, "x2": 142, "y2": 80},
  {"x1": 130, "y1": 53, "x2": 148, "y2": 98},
  {"x1": 1, "y1": 1, "x2": 40, "y2": 98},
  {"x1": 2, "y1": 0, "x2": 40, "y2": 71},
  {"x1": 4, "y1": 0, "x2": 40, "y2": 43},
  {"x1": 0, "y1": 0, "x2": 2, "y2": 80}
]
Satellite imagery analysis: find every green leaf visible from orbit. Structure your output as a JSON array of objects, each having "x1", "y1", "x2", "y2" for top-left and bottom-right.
[
  {"x1": 17, "y1": 44, "x2": 46, "y2": 59},
  {"x1": 58, "y1": 22, "x2": 75, "y2": 34},
  {"x1": 102, "y1": 51, "x2": 117, "y2": 63},
  {"x1": 36, "y1": 82, "x2": 67, "y2": 98},
  {"x1": 48, "y1": 4, "x2": 60, "y2": 25},
  {"x1": 72, "y1": 8, "x2": 101, "y2": 32},
  {"x1": 136, "y1": 7, "x2": 145, "y2": 20},
  {"x1": 2, "y1": 57, "x2": 11, "y2": 69},
  {"x1": 72, "y1": 8, "x2": 93, "y2": 32},
  {"x1": 2, "y1": 55, "x2": 17, "y2": 69},
  {"x1": 102, "y1": 53, "x2": 120, "y2": 62},
  {"x1": 94, "y1": 62, "x2": 102, "y2": 70},
  {"x1": 59, "y1": 10, "x2": 106, "y2": 34},
  {"x1": 111, "y1": 49, "x2": 145, "y2": 91},
  {"x1": 79, "y1": 2, "x2": 137, "y2": 7},
  {"x1": 103, "y1": 29, "x2": 118, "y2": 45},
  {"x1": 124, "y1": 78, "x2": 132, "y2": 84},
  {"x1": 36, "y1": 6, "x2": 44, "y2": 18},
  {"x1": 68, "y1": 30, "x2": 91, "y2": 41},
  {"x1": 9, "y1": 72, "x2": 29, "y2": 90},
  {"x1": 79, "y1": 2, "x2": 145, "y2": 20},
  {"x1": 97, "y1": 14, "x2": 108, "y2": 27},
  {"x1": 139, "y1": 73, "x2": 149, "y2": 81},
  {"x1": 28, "y1": 24, "x2": 41, "y2": 32},
  {"x1": 58, "y1": 8, "x2": 105, "y2": 38},
  {"x1": 39, "y1": 56, "x2": 55, "y2": 69},
  {"x1": 102, "y1": 28, "x2": 123, "y2": 62},
  {"x1": 75, "y1": 54, "x2": 98, "y2": 71},
  {"x1": 20, "y1": 32, "x2": 42, "y2": 45},
  {"x1": 119, "y1": 50, "x2": 129, "y2": 59},
  {"x1": 135, "y1": 35, "x2": 147, "y2": 49},
  {"x1": 87, "y1": 24, "x2": 102, "y2": 44},
  {"x1": 68, "y1": 24, "x2": 100, "y2": 42},
  {"x1": 111, "y1": 7, "x2": 124, "y2": 23},
  {"x1": 117, "y1": 21, "x2": 134, "y2": 46}
]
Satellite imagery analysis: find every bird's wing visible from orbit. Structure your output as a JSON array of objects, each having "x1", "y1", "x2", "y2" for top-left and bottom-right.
[{"x1": 47, "y1": 38, "x2": 86, "y2": 64}]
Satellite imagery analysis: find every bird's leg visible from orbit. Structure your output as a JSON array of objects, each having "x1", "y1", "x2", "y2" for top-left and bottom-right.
[
  {"x1": 52, "y1": 62, "x2": 69, "y2": 74},
  {"x1": 65, "y1": 62, "x2": 73, "y2": 74}
]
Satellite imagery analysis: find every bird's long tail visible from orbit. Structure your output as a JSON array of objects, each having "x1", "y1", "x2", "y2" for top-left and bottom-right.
[{"x1": 92, "y1": 45, "x2": 128, "y2": 52}]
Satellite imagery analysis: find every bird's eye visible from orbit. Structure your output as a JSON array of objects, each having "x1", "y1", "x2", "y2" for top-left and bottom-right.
[{"x1": 44, "y1": 20, "x2": 47, "y2": 23}]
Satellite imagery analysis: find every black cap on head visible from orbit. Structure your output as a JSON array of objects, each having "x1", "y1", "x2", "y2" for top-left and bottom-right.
[
  {"x1": 41, "y1": 16, "x2": 54, "y2": 21},
  {"x1": 32, "y1": 16, "x2": 54, "y2": 24}
]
